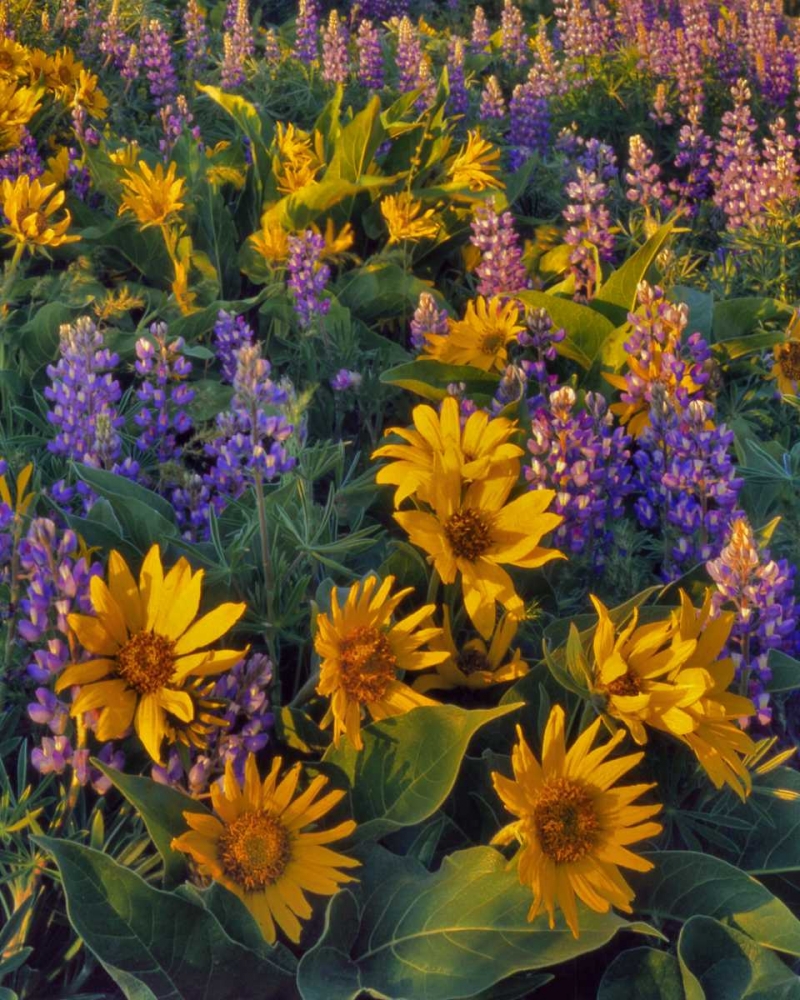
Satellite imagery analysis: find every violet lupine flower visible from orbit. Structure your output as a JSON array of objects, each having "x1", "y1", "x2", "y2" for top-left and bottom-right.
[
  {"x1": 669, "y1": 105, "x2": 713, "y2": 214},
  {"x1": 121, "y1": 42, "x2": 140, "y2": 84},
  {"x1": 330, "y1": 368, "x2": 362, "y2": 391},
  {"x1": 287, "y1": 230, "x2": 331, "y2": 330},
  {"x1": 57, "y1": 0, "x2": 79, "y2": 32},
  {"x1": 134, "y1": 326, "x2": 195, "y2": 464},
  {"x1": 356, "y1": 19, "x2": 383, "y2": 91},
  {"x1": 518, "y1": 306, "x2": 566, "y2": 405},
  {"x1": 712, "y1": 79, "x2": 759, "y2": 230},
  {"x1": 650, "y1": 84, "x2": 674, "y2": 127},
  {"x1": 410, "y1": 292, "x2": 449, "y2": 353},
  {"x1": 500, "y1": 0, "x2": 528, "y2": 66},
  {"x1": 446, "y1": 37, "x2": 469, "y2": 118},
  {"x1": 526, "y1": 387, "x2": 632, "y2": 564},
  {"x1": 491, "y1": 363, "x2": 528, "y2": 415},
  {"x1": 204, "y1": 345, "x2": 295, "y2": 511},
  {"x1": 171, "y1": 473, "x2": 214, "y2": 541},
  {"x1": 563, "y1": 167, "x2": 615, "y2": 301},
  {"x1": 99, "y1": 0, "x2": 128, "y2": 68},
  {"x1": 395, "y1": 16, "x2": 421, "y2": 94},
  {"x1": 0, "y1": 129, "x2": 43, "y2": 183},
  {"x1": 182, "y1": 0, "x2": 209, "y2": 69},
  {"x1": 141, "y1": 19, "x2": 179, "y2": 108},
  {"x1": 159, "y1": 95, "x2": 200, "y2": 157},
  {"x1": 294, "y1": 0, "x2": 320, "y2": 64},
  {"x1": 479, "y1": 77, "x2": 506, "y2": 120},
  {"x1": 213, "y1": 310, "x2": 255, "y2": 383},
  {"x1": 625, "y1": 134, "x2": 671, "y2": 215},
  {"x1": 221, "y1": 1, "x2": 254, "y2": 90},
  {"x1": 707, "y1": 516, "x2": 800, "y2": 727},
  {"x1": 264, "y1": 28, "x2": 281, "y2": 67},
  {"x1": 471, "y1": 6, "x2": 490, "y2": 53},
  {"x1": 28, "y1": 688, "x2": 69, "y2": 734},
  {"x1": 673, "y1": 28, "x2": 705, "y2": 112},
  {"x1": 470, "y1": 198, "x2": 529, "y2": 298},
  {"x1": 414, "y1": 58, "x2": 437, "y2": 113},
  {"x1": 32, "y1": 736, "x2": 72, "y2": 776},
  {"x1": 508, "y1": 79, "x2": 550, "y2": 168},
  {"x1": 754, "y1": 116, "x2": 799, "y2": 211},
  {"x1": 321, "y1": 9, "x2": 349, "y2": 86}
]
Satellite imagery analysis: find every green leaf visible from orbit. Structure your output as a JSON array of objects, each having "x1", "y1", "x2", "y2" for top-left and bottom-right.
[
  {"x1": 323, "y1": 704, "x2": 521, "y2": 842},
  {"x1": 325, "y1": 95, "x2": 386, "y2": 183},
  {"x1": 380, "y1": 359, "x2": 500, "y2": 402},
  {"x1": 598, "y1": 948, "x2": 685, "y2": 1000},
  {"x1": 671, "y1": 285, "x2": 714, "y2": 338},
  {"x1": 94, "y1": 762, "x2": 210, "y2": 888},
  {"x1": 515, "y1": 290, "x2": 614, "y2": 369},
  {"x1": 766, "y1": 650, "x2": 800, "y2": 693},
  {"x1": 678, "y1": 916, "x2": 800, "y2": 1000},
  {"x1": 712, "y1": 297, "x2": 794, "y2": 343},
  {"x1": 0, "y1": 990, "x2": 20, "y2": 1000},
  {"x1": 337, "y1": 262, "x2": 440, "y2": 325},
  {"x1": 636, "y1": 851, "x2": 800, "y2": 956},
  {"x1": 34, "y1": 837, "x2": 297, "y2": 1000},
  {"x1": 298, "y1": 844, "x2": 656, "y2": 1000},
  {"x1": 592, "y1": 221, "x2": 675, "y2": 325}
]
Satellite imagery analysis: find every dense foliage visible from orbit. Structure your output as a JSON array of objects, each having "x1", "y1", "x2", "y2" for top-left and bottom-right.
[{"x1": 2, "y1": 0, "x2": 800, "y2": 997}]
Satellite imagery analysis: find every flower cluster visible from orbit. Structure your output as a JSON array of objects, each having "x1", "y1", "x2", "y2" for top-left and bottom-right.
[
  {"x1": 133, "y1": 326, "x2": 194, "y2": 464},
  {"x1": 286, "y1": 230, "x2": 331, "y2": 330}
]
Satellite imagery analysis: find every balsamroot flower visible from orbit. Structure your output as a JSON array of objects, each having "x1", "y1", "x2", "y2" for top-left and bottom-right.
[
  {"x1": 0, "y1": 175, "x2": 78, "y2": 250},
  {"x1": 314, "y1": 575, "x2": 447, "y2": 750},
  {"x1": 492, "y1": 706, "x2": 662, "y2": 938},
  {"x1": 380, "y1": 192, "x2": 440, "y2": 244},
  {"x1": 172, "y1": 754, "x2": 358, "y2": 943},
  {"x1": 423, "y1": 296, "x2": 525, "y2": 373},
  {"x1": 118, "y1": 159, "x2": 186, "y2": 228},
  {"x1": 372, "y1": 395, "x2": 523, "y2": 507},
  {"x1": 56, "y1": 545, "x2": 247, "y2": 763}
]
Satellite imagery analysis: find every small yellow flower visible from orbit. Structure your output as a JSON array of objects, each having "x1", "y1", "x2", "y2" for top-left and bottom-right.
[
  {"x1": 423, "y1": 296, "x2": 525, "y2": 373},
  {"x1": 770, "y1": 311, "x2": 800, "y2": 396},
  {"x1": 446, "y1": 131, "x2": 503, "y2": 192},
  {"x1": 92, "y1": 286, "x2": 146, "y2": 321},
  {"x1": 119, "y1": 160, "x2": 186, "y2": 229},
  {"x1": 0, "y1": 460, "x2": 34, "y2": 516},
  {"x1": 314, "y1": 575, "x2": 448, "y2": 750},
  {"x1": 0, "y1": 37, "x2": 31, "y2": 80},
  {"x1": 315, "y1": 218, "x2": 355, "y2": 261},
  {"x1": 0, "y1": 175, "x2": 78, "y2": 251},
  {"x1": 414, "y1": 607, "x2": 528, "y2": 693},
  {"x1": 109, "y1": 141, "x2": 142, "y2": 169},
  {"x1": 40, "y1": 147, "x2": 71, "y2": 188},
  {"x1": 37, "y1": 47, "x2": 83, "y2": 97},
  {"x1": 0, "y1": 79, "x2": 42, "y2": 151},
  {"x1": 73, "y1": 68, "x2": 108, "y2": 118},
  {"x1": 248, "y1": 211, "x2": 290, "y2": 264},
  {"x1": 380, "y1": 192, "x2": 441, "y2": 244},
  {"x1": 372, "y1": 394, "x2": 524, "y2": 507},
  {"x1": 273, "y1": 122, "x2": 323, "y2": 194},
  {"x1": 172, "y1": 754, "x2": 359, "y2": 943},
  {"x1": 56, "y1": 544, "x2": 247, "y2": 763},
  {"x1": 492, "y1": 706, "x2": 662, "y2": 939}
]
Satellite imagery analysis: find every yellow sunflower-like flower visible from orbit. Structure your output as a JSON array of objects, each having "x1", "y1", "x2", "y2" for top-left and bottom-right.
[
  {"x1": 589, "y1": 592, "x2": 756, "y2": 799},
  {"x1": 770, "y1": 311, "x2": 800, "y2": 396},
  {"x1": 172, "y1": 754, "x2": 359, "y2": 943},
  {"x1": 0, "y1": 175, "x2": 78, "y2": 251},
  {"x1": 37, "y1": 47, "x2": 83, "y2": 97},
  {"x1": 119, "y1": 160, "x2": 186, "y2": 229},
  {"x1": 0, "y1": 37, "x2": 31, "y2": 80},
  {"x1": 395, "y1": 455, "x2": 564, "y2": 638},
  {"x1": 491, "y1": 706, "x2": 662, "y2": 939},
  {"x1": 0, "y1": 79, "x2": 42, "y2": 151},
  {"x1": 423, "y1": 296, "x2": 525, "y2": 373},
  {"x1": 314, "y1": 575, "x2": 448, "y2": 750},
  {"x1": 248, "y1": 211, "x2": 290, "y2": 265},
  {"x1": 446, "y1": 130, "x2": 503, "y2": 192},
  {"x1": 73, "y1": 68, "x2": 108, "y2": 118},
  {"x1": 372, "y1": 394, "x2": 524, "y2": 507},
  {"x1": 413, "y1": 607, "x2": 528, "y2": 693},
  {"x1": 56, "y1": 545, "x2": 247, "y2": 763},
  {"x1": 273, "y1": 122, "x2": 323, "y2": 195},
  {"x1": 380, "y1": 192, "x2": 441, "y2": 244}
]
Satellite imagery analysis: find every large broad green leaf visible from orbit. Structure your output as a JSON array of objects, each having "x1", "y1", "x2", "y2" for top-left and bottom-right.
[
  {"x1": 94, "y1": 762, "x2": 210, "y2": 888},
  {"x1": 670, "y1": 286, "x2": 714, "y2": 338},
  {"x1": 264, "y1": 175, "x2": 394, "y2": 230},
  {"x1": 515, "y1": 291, "x2": 612, "y2": 369},
  {"x1": 324, "y1": 704, "x2": 521, "y2": 842},
  {"x1": 591, "y1": 221, "x2": 675, "y2": 325},
  {"x1": 325, "y1": 95, "x2": 386, "y2": 183},
  {"x1": 636, "y1": 851, "x2": 800, "y2": 956},
  {"x1": 766, "y1": 650, "x2": 800, "y2": 693},
  {"x1": 336, "y1": 262, "x2": 440, "y2": 325},
  {"x1": 598, "y1": 947, "x2": 684, "y2": 1000},
  {"x1": 678, "y1": 916, "x2": 800, "y2": 1000},
  {"x1": 380, "y1": 358, "x2": 500, "y2": 402},
  {"x1": 712, "y1": 297, "x2": 794, "y2": 344},
  {"x1": 34, "y1": 837, "x2": 297, "y2": 1000},
  {"x1": 297, "y1": 845, "x2": 656, "y2": 1000}
]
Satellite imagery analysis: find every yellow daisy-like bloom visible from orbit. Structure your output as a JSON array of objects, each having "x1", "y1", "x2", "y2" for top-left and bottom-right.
[
  {"x1": 172, "y1": 754, "x2": 359, "y2": 944},
  {"x1": 589, "y1": 592, "x2": 756, "y2": 799},
  {"x1": 0, "y1": 79, "x2": 42, "y2": 151},
  {"x1": 314, "y1": 218, "x2": 355, "y2": 262},
  {"x1": 770, "y1": 311, "x2": 800, "y2": 396},
  {"x1": 0, "y1": 460, "x2": 34, "y2": 516},
  {"x1": 372, "y1": 395, "x2": 524, "y2": 507},
  {"x1": 395, "y1": 456, "x2": 564, "y2": 638},
  {"x1": 40, "y1": 147, "x2": 71, "y2": 188},
  {"x1": 248, "y1": 211, "x2": 290, "y2": 264},
  {"x1": 36, "y1": 47, "x2": 83, "y2": 97},
  {"x1": 119, "y1": 160, "x2": 186, "y2": 229},
  {"x1": 73, "y1": 68, "x2": 108, "y2": 118},
  {"x1": 380, "y1": 192, "x2": 441, "y2": 245},
  {"x1": 109, "y1": 141, "x2": 142, "y2": 170},
  {"x1": 491, "y1": 707, "x2": 662, "y2": 939},
  {"x1": 423, "y1": 296, "x2": 525, "y2": 374},
  {"x1": 0, "y1": 37, "x2": 31, "y2": 80},
  {"x1": 314, "y1": 575, "x2": 448, "y2": 750},
  {"x1": 414, "y1": 607, "x2": 528, "y2": 693},
  {"x1": 446, "y1": 130, "x2": 503, "y2": 192},
  {"x1": 56, "y1": 545, "x2": 247, "y2": 763},
  {"x1": 273, "y1": 122, "x2": 323, "y2": 195},
  {"x1": 0, "y1": 175, "x2": 78, "y2": 250}
]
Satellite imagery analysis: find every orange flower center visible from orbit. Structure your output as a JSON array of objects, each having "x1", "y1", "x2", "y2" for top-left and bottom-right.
[
  {"x1": 457, "y1": 648, "x2": 490, "y2": 675},
  {"x1": 339, "y1": 625, "x2": 397, "y2": 703},
  {"x1": 778, "y1": 342, "x2": 800, "y2": 381},
  {"x1": 0, "y1": 53, "x2": 13, "y2": 71},
  {"x1": 444, "y1": 508, "x2": 493, "y2": 560},
  {"x1": 605, "y1": 669, "x2": 641, "y2": 697},
  {"x1": 533, "y1": 777, "x2": 599, "y2": 863},
  {"x1": 480, "y1": 331, "x2": 505, "y2": 356},
  {"x1": 219, "y1": 810, "x2": 291, "y2": 891},
  {"x1": 117, "y1": 631, "x2": 176, "y2": 693}
]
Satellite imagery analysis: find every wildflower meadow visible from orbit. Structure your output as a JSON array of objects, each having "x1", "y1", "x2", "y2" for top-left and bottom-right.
[{"x1": 3, "y1": 0, "x2": 800, "y2": 996}]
